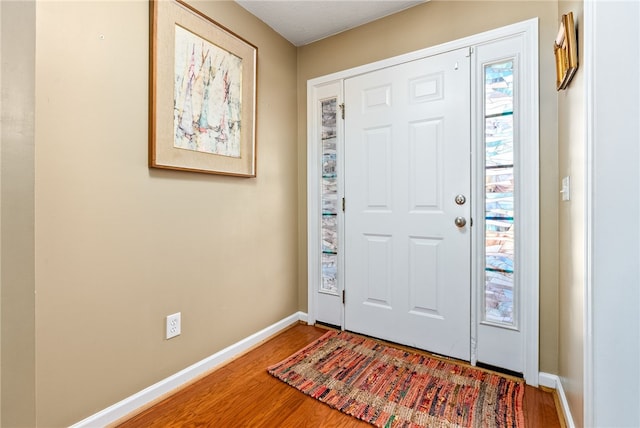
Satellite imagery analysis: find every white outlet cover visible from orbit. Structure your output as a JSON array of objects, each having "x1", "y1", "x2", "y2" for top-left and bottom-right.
[{"x1": 166, "y1": 312, "x2": 181, "y2": 339}]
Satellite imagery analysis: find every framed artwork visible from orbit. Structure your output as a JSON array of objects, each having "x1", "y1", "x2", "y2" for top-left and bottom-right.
[
  {"x1": 554, "y1": 12, "x2": 578, "y2": 91},
  {"x1": 149, "y1": 0, "x2": 257, "y2": 176}
]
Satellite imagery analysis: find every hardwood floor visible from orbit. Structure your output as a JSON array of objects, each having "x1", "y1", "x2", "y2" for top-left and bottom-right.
[{"x1": 116, "y1": 324, "x2": 563, "y2": 428}]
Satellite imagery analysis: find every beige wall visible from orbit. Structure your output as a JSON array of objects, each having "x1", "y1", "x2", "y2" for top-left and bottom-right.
[
  {"x1": 1, "y1": 1, "x2": 37, "y2": 426},
  {"x1": 297, "y1": 0, "x2": 560, "y2": 374},
  {"x1": 557, "y1": 1, "x2": 584, "y2": 426},
  {"x1": 32, "y1": 1, "x2": 297, "y2": 426}
]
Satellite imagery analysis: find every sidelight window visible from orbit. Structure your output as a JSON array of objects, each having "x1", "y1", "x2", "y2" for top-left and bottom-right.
[
  {"x1": 321, "y1": 98, "x2": 339, "y2": 294},
  {"x1": 483, "y1": 60, "x2": 515, "y2": 325}
]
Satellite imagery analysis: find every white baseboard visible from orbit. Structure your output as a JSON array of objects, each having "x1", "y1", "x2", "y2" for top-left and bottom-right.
[
  {"x1": 71, "y1": 311, "x2": 308, "y2": 428},
  {"x1": 538, "y1": 372, "x2": 575, "y2": 428},
  {"x1": 538, "y1": 372, "x2": 557, "y2": 389}
]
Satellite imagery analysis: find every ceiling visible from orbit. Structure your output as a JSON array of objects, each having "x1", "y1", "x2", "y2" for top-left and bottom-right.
[{"x1": 235, "y1": 0, "x2": 426, "y2": 46}]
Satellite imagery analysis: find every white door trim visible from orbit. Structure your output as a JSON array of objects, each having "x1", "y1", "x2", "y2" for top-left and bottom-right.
[
  {"x1": 583, "y1": 1, "x2": 595, "y2": 424},
  {"x1": 307, "y1": 18, "x2": 539, "y2": 385},
  {"x1": 517, "y1": 19, "x2": 540, "y2": 387},
  {"x1": 583, "y1": 2, "x2": 640, "y2": 426}
]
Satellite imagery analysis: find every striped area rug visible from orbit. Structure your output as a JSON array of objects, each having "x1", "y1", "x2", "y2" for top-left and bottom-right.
[{"x1": 267, "y1": 330, "x2": 524, "y2": 428}]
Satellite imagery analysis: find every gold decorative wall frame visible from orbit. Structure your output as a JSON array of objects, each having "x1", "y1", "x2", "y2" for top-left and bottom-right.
[
  {"x1": 149, "y1": 0, "x2": 257, "y2": 176},
  {"x1": 554, "y1": 12, "x2": 578, "y2": 91}
]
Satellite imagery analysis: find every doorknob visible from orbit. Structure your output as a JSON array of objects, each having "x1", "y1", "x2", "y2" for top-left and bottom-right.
[{"x1": 454, "y1": 217, "x2": 467, "y2": 228}]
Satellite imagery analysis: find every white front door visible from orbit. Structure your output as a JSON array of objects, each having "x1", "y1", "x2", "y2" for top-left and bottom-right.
[{"x1": 344, "y1": 48, "x2": 471, "y2": 360}]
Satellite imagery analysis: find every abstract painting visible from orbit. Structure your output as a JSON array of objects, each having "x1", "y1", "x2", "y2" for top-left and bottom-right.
[{"x1": 174, "y1": 25, "x2": 243, "y2": 158}]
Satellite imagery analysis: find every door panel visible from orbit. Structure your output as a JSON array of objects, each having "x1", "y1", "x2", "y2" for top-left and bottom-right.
[
  {"x1": 408, "y1": 237, "x2": 440, "y2": 316},
  {"x1": 344, "y1": 48, "x2": 471, "y2": 360},
  {"x1": 363, "y1": 127, "x2": 392, "y2": 209},
  {"x1": 363, "y1": 234, "x2": 393, "y2": 307},
  {"x1": 409, "y1": 120, "x2": 441, "y2": 209}
]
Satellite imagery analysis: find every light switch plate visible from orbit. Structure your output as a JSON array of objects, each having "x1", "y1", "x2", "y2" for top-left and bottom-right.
[{"x1": 561, "y1": 176, "x2": 571, "y2": 201}]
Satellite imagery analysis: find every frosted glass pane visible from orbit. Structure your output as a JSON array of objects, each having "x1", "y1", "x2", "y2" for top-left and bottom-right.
[
  {"x1": 321, "y1": 253, "x2": 338, "y2": 293},
  {"x1": 322, "y1": 137, "x2": 337, "y2": 177},
  {"x1": 322, "y1": 99, "x2": 337, "y2": 139},
  {"x1": 486, "y1": 167, "x2": 514, "y2": 194},
  {"x1": 322, "y1": 195, "x2": 338, "y2": 215},
  {"x1": 486, "y1": 167, "x2": 513, "y2": 220},
  {"x1": 485, "y1": 116, "x2": 513, "y2": 167},
  {"x1": 485, "y1": 61, "x2": 513, "y2": 116},
  {"x1": 320, "y1": 98, "x2": 339, "y2": 295},
  {"x1": 485, "y1": 270, "x2": 514, "y2": 323},
  {"x1": 486, "y1": 232, "x2": 513, "y2": 272},
  {"x1": 322, "y1": 215, "x2": 337, "y2": 254},
  {"x1": 322, "y1": 178, "x2": 338, "y2": 216},
  {"x1": 484, "y1": 60, "x2": 515, "y2": 326}
]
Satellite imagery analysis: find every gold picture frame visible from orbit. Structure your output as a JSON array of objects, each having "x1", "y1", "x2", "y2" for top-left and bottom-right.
[
  {"x1": 554, "y1": 12, "x2": 578, "y2": 91},
  {"x1": 149, "y1": 0, "x2": 257, "y2": 176}
]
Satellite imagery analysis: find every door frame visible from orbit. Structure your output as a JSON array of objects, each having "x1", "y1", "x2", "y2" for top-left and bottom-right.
[{"x1": 307, "y1": 18, "x2": 539, "y2": 385}]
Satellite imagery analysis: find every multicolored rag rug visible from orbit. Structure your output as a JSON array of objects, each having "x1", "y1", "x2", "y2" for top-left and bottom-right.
[{"x1": 267, "y1": 330, "x2": 524, "y2": 428}]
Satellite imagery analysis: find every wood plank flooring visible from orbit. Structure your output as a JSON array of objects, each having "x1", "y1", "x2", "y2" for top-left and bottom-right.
[{"x1": 116, "y1": 323, "x2": 563, "y2": 428}]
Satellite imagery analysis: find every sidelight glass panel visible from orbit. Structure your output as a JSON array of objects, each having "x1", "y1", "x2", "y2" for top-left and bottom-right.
[
  {"x1": 322, "y1": 253, "x2": 337, "y2": 293},
  {"x1": 485, "y1": 61, "x2": 513, "y2": 116},
  {"x1": 321, "y1": 98, "x2": 339, "y2": 294},
  {"x1": 485, "y1": 115, "x2": 513, "y2": 167},
  {"x1": 484, "y1": 61, "x2": 515, "y2": 325}
]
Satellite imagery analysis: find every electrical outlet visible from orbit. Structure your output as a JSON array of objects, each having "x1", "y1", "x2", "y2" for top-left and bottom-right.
[{"x1": 166, "y1": 312, "x2": 181, "y2": 339}]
